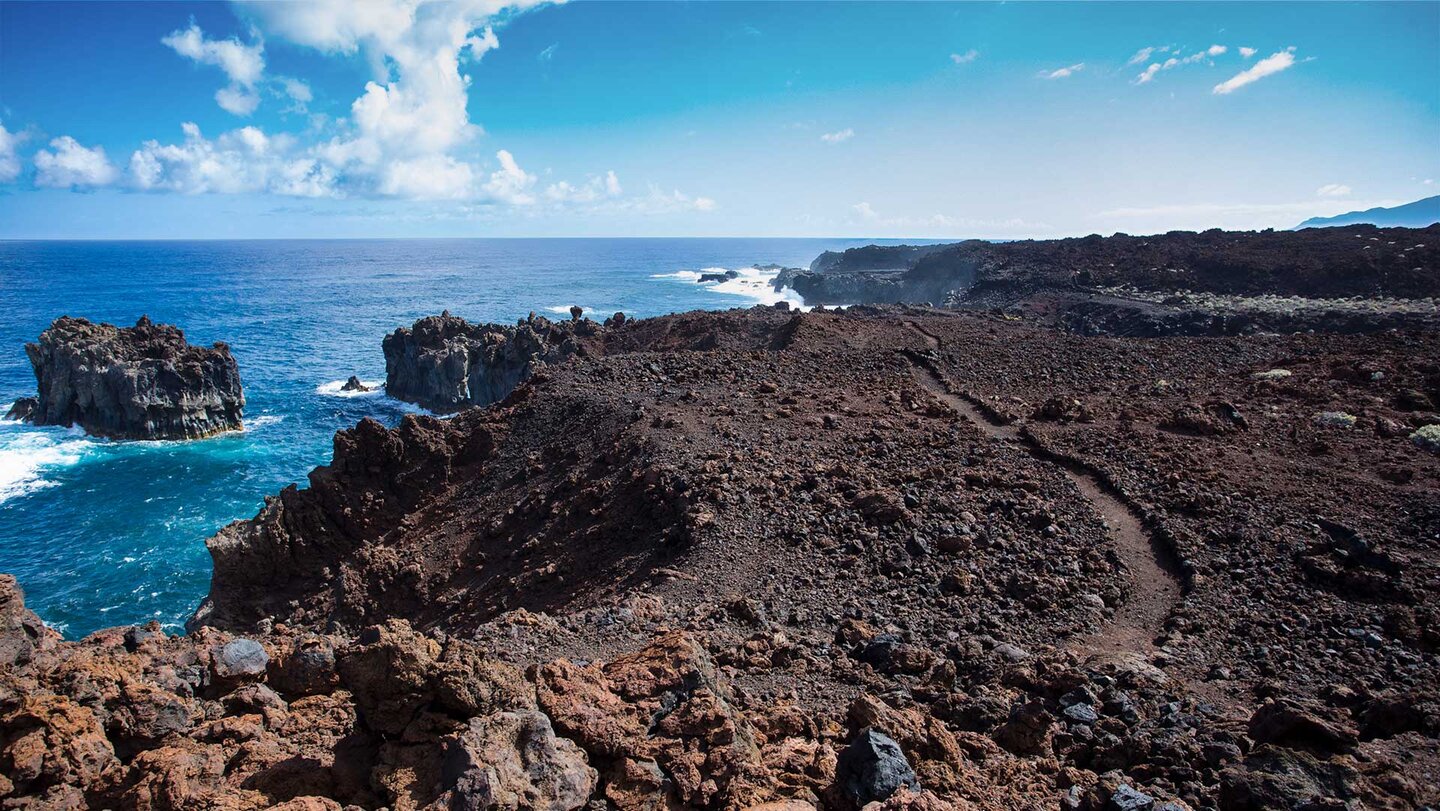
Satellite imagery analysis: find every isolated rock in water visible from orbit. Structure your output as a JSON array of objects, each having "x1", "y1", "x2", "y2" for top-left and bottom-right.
[
  {"x1": 836, "y1": 728, "x2": 919, "y2": 805},
  {"x1": 17, "y1": 315, "x2": 244, "y2": 440},
  {"x1": 3, "y1": 397, "x2": 37, "y2": 422},
  {"x1": 340, "y1": 375, "x2": 370, "y2": 392},
  {"x1": 382, "y1": 311, "x2": 601, "y2": 413},
  {"x1": 569, "y1": 305, "x2": 583, "y2": 321}
]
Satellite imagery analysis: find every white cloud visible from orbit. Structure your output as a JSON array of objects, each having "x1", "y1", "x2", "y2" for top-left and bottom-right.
[
  {"x1": 379, "y1": 154, "x2": 476, "y2": 199},
  {"x1": 478, "y1": 149, "x2": 535, "y2": 204},
  {"x1": 215, "y1": 84, "x2": 262, "y2": 115},
  {"x1": 1213, "y1": 48, "x2": 1297, "y2": 95},
  {"x1": 538, "y1": 42, "x2": 558, "y2": 61},
  {"x1": 1239, "y1": 47, "x2": 1257, "y2": 59},
  {"x1": 34, "y1": 136, "x2": 119, "y2": 189},
  {"x1": 546, "y1": 170, "x2": 623, "y2": 203},
  {"x1": 0, "y1": 121, "x2": 23, "y2": 182},
  {"x1": 129, "y1": 122, "x2": 337, "y2": 197},
  {"x1": 1316, "y1": 183, "x2": 1352, "y2": 198},
  {"x1": 1135, "y1": 44, "x2": 1230, "y2": 85},
  {"x1": 820, "y1": 128, "x2": 854, "y2": 144},
  {"x1": 163, "y1": 23, "x2": 266, "y2": 117},
  {"x1": 1128, "y1": 46, "x2": 1161, "y2": 65},
  {"x1": 950, "y1": 49, "x2": 979, "y2": 65},
  {"x1": 1041, "y1": 63, "x2": 1084, "y2": 79}
]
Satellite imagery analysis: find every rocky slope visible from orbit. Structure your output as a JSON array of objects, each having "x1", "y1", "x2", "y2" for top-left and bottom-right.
[
  {"x1": 781, "y1": 226, "x2": 1440, "y2": 336},
  {"x1": 4, "y1": 303, "x2": 1437, "y2": 810},
  {"x1": 5, "y1": 316, "x2": 244, "y2": 440}
]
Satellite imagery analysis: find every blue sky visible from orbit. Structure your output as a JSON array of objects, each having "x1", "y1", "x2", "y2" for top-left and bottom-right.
[{"x1": 0, "y1": 1, "x2": 1436, "y2": 238}]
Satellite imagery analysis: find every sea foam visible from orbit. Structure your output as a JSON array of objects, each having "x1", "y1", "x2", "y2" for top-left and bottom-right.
[
  {"x1": 652, "y1": 266, "x2": 807, "y2": 309},
  {"x1": 0, "y1": 415, "x2": 97, "y2": 504}
]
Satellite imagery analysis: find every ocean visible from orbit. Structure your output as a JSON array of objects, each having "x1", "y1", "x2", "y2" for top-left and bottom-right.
[{"x1": 0, "y1": 238, "x2": 915, "y2": 637}]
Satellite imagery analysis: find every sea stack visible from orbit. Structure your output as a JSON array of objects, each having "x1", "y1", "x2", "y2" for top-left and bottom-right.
[
  {"x1": 11, "y1": 315, "x2": 244, "y2": 440},
  {"x1": 382, "y1": 310, "x2": 602, "y2": 413}
]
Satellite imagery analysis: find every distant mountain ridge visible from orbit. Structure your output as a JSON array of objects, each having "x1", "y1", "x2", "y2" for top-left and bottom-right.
[{"x1": 1297, "y1": 195, "x2": 1440, "y2": 229}]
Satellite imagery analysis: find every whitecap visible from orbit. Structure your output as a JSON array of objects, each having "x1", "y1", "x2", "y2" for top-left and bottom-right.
[
  {"x1": 543, "y1": 304, "x2": 599, "y2": 316},
  {"x1": 0, "y1": 423, "x2": 98, "y2": 504},
  {"x1": 653, "y1": 265, "x2": 808, "y2": 309},
  {"x1": 315, "y1": 379, "x2": 386, "y2": 398},
  {"x1": 244, "y1": 415, "x2": 285, "y2": 431}
]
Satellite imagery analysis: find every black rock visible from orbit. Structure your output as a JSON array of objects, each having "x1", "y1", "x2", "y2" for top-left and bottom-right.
[
  {"x1": 836, "y1": 727, "x2": 919, "y2": 805},
  {"x1": 17, "y1": 316, "x2": 244, "y2": 440},
  {"x1": 1063, "y1": 703, "x2": 1100, "y2": 725},
  {"x1": 3, "y1": 397, "x2": 37, "y2": 422},
  {"x1": 340, "y1": 375, "x2": 371, "y2": 392},
  {"x1": 569, "y1": 305, "x2": 584, "y2": 320}
]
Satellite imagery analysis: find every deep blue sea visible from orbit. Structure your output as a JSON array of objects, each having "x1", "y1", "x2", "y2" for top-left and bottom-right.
[{"x1": 0, "y1": 238, "x2": 921, "y2": 637}]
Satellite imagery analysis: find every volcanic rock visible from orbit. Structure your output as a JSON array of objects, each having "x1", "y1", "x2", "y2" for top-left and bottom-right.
[
  {"x1": 340, "y1": 375, "x2": 370, "y2": 392},
  {"x1": 12, "y1": 316, "x2": 244, "y2": 440}
]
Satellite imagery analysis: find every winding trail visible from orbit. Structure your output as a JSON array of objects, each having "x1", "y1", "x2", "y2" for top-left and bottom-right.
[{"x1": 900, "y1": 321, "x2": 1182, "y2": 659}]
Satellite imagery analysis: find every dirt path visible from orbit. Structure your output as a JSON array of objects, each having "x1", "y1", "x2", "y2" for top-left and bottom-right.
[{"x1": 901, "y1": 321, "x2": 1182, "y2": 659}]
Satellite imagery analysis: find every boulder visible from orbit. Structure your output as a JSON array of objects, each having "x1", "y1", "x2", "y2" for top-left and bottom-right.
[
  {"x1": 438, "y1": 710, "x2": 597, "y2": 811},
  {"x1": 835, "y1": 728, "x2": 918, "y2": 806}
]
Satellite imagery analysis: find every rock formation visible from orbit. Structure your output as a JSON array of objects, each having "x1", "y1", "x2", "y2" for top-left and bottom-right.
[
  {"x1": 340, "y1": 376, "x2": 371, "y2": 393},
  {"x1": 381, "y1": 311, "x2": 605, "y2": 413},
  {"x1": 10, "y1": 316, "x2": 244, "y2": 440}
]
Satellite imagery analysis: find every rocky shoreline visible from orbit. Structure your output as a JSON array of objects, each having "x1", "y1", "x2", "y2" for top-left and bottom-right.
[
  {"x1": 778, "y1": 226, "x2": 1440, "y2": 337},
  {"x1": 2, "y1": 231, "x2": 1438, "y2": 810},
  {"x1": 5, "y1": 316, "x2": 244, "y2": 441}
]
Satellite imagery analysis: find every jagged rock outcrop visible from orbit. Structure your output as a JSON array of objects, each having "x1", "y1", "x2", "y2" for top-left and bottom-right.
[
  {"x1": 10, "y1": 316, "x2": 244, "y2": 440},
  {"x1": 382, "y1": 311, "x2": 605, "y2": 413}
]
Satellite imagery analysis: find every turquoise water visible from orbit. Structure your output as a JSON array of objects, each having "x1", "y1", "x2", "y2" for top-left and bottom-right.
[{"x1": 0, "y1": 238, "x2": 910, "y2": 637}]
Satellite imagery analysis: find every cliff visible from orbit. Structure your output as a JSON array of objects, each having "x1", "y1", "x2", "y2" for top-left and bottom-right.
[{"x1": 7, "y1": 315, "x2": 244, "y2": 440}]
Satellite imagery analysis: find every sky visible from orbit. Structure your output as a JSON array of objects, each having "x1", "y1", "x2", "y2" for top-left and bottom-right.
[{"x1": 0, "y1": 0, "x2": 1437, "y2": 239}]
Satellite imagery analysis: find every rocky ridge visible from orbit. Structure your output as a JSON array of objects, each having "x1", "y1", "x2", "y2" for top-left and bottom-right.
[
  {"x1": 4, "y1": 300, "x2": 1437, "y2": 810},
  {"x1": 5, "y1": 316, "x2": 244, "y2": 441},
  {"x1": 779, "y1": 226, "x2": 1440, "y2": 337}
]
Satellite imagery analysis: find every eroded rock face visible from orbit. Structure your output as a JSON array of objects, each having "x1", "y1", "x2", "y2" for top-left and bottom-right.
[
  {"x1": 382, "y1": 311, "x2": 604, "y2": 413},
  {"x1": 13, "y1": 316, "x2": 244, "y2": 440}
]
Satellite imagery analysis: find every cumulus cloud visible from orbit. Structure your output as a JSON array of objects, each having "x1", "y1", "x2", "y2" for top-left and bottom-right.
[
  {"x1": 820, "y1": 128, "x2": 854, "y2": 144},
  {"x1": 1206, "y1": 44, "x2": 1227, "y2": 57},
  {"x1": 34, "y1": 136, "x2": 119, "y2": 189},
  {"x1": 130, "y1": 122, "x2": 336, "y2": 197},
  {"x1": 0, "y1": 121, "x2": 23, "y2": 182},
  {"x1": 1213, "y1": 48, "x2": 1297, "y2": 94},
  {"x1": 1239, "y1": 47, "x2": 1257, "y2": 59},
  {"x1": 163, "y1": 23, "x2": 266, "y2": 116},
  {"x1": 950, "y1": 49, "x2": 979, "y2": 65},
  {"x1": 1316, "y1": 183, "x2": 1352, "y2": 198},
  {"x1": 546, "y1": 170, "x2": 622, "y2": 203},
  {"x1": 479, "y1": 149, "x2": 535, "y2": 204},
  {"x1": 1041, "y1": 63, "x2": 1084, "y2": 79}
]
